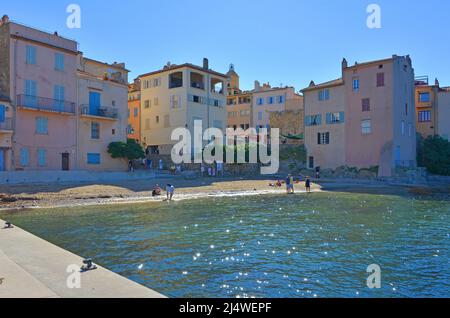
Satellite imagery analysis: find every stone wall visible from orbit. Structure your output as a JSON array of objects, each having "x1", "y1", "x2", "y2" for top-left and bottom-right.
[{"x1": 269, "y1": 110, "x2": 304, "y2": 145}]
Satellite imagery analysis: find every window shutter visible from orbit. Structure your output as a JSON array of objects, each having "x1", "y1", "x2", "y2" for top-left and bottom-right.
[
  {"x1": 326, "y1": 113, "x2": 331, "y2": 124},
  {"x1": 0, "y1": 105, "x2": 5, "y2": 122},
  {"x1": 317, "y1": 133, "x2": 321, "y2": 145},
  {"x1": 326, "y1": 132, "x2": 330, "y2": 144},
  {"x1": 317, "y1": 114, "x2": 322, "y2": 125}
]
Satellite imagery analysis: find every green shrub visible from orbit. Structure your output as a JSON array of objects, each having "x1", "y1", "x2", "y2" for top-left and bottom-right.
[
  {"x1": 417, "y1": 134, "x2": 450, "y2": 176},
  {"x1": 108, "y1": 139, "x2": 145, "y2": 160}
]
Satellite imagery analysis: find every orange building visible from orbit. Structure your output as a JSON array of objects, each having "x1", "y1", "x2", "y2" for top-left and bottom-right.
[{"x1": 127, "y1": 80, "x2": 141, "y2": 143}]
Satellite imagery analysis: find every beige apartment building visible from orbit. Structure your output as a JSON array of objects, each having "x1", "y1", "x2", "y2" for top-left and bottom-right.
[
  {"x1": 139, "y1": 58, "x2": 228, "y2": 155},
  {"x1": 76, "y1": 56, "x2": 129, "y2": 171},
  {"x1": 303, "y1": 55, "x2": 416, "y2": 177}
]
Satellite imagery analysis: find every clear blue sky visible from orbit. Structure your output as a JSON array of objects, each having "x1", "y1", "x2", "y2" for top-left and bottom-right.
[{"x1": 3, "y1": 0, "x2": 450, "y2": 91}]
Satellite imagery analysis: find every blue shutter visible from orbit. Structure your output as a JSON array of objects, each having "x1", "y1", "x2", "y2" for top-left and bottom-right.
[
  {"x1": 89, "y1": 92, "x2": 101, "y2": 115},
  {"x1": 0, "y1": 105, "x2": 5, "y2": 122},
  {"x1": 317, "y1": 114, "x2": 322, "y2": 125},
  {"x1": 304, "y1": 116, "x2": 310, "y2": 126},
  {"x1": 340, "y1": 112, "x2": 345, "y2": 123},
  {"x1": 326, "y1": 113, "x2": 331, "y2": 124},
  {"x1": 87, "y1": 153, "x2": 101, "y2": 165}
]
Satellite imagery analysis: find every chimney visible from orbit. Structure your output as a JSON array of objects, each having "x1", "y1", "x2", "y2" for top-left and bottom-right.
[
  {"x1": 309, "y1": 80, "x2": 316, "y2": 87},
  {"x1": 0, "y1": 15, "x2": 10, "y2": 26},
  {"x1": 203, "y1": 58, "x2": 209, "y2": 70},
  {"x1": 435, "y1": 78, "x2": 440, "y2": 87},
  {"x1": 342, "y1": 58, "x2": 348, "y2": 69},
  {"x1": 254, "y1": 80, "x2": 261, "y2": 91}
]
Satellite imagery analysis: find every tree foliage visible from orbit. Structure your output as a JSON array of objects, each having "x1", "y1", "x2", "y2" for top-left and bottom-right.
[
  {"x1": 417, "y1": 134, "x2": 450, "y2": 176},
  {"x1": 108, "y1": 139, "x2": 145, "y2": 161}
]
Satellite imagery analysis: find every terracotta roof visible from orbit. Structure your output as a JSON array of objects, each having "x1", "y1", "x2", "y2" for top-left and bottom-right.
[{"x1": 139, "y1": 63, "x2": 228, "y2": 79}]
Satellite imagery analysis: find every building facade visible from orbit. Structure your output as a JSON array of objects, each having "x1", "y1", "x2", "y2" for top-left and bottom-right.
[
  {"x1": 127, "y1": 79, "x2": 141, "y2": 142},
  {"x1": 139, "y1": 58, "x2": 228, "y2": 155},
  {"x1": 0, "y1": 16, "x2": 78, "y2": 171},
  {"x1": 303, "y1": 55, "x2": 416, "y2": 177},
  {"x1": 76, "y1": 56, "x2": 129, "y2": 171},
  {"x1": 436, "y1": 88, "x2": 450, "y2": 141},
  {"x1": 226, "y1": 65, "x2": 252, "y2": 130},
  {"x1": 0, "y1": 15, "x2": 129, "y2": 172}
]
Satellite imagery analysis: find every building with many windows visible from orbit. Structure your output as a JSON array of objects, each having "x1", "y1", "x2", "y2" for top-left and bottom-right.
[
  {"x1": 226, "y1": 65, "x2": 253, "y2": 131},
  {"x1": 76, "y1": 56, "x2": 129, "y2": 171},
  {"x1": 302, "y1": 55, "x2": 416, "y2": 177},
  {"x1": 139, "y1": 58, "x2": 228, "y2": 154},
  {"x1": 0, "y1": 15, "x2": 129, "y2": 171}
]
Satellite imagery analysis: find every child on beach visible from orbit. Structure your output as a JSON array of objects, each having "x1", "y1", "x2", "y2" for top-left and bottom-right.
[{"x1": 286, "y1": 174, "x2": 294, "y2": 194}]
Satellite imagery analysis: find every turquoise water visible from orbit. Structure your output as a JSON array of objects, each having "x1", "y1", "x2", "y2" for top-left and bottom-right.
[{"x1": 1, "y1": 191, "x2": 449, "y2": 298}]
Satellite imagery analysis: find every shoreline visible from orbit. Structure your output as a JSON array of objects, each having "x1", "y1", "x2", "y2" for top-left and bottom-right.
[{"x1": 1, "y1": 177, "x2": 448, "y2": 213}]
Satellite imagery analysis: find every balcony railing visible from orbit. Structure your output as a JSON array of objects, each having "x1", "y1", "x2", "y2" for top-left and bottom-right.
[
  {"x1": 0, "y1": 118, "x2": 13, "y2": 131},
  {"x1": 80, "y1": 105, "x2": 118, "y2": 119},
  {"x1": 16, "y1": 94, "x2": 75, "y2": 114}
]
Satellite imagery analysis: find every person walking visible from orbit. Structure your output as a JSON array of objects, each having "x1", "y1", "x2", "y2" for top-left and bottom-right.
[
  {"x1": 166, "y1": 184, "x2": 175, "y2": 201},
  {"x1": 305, "y1": 177, "x2": 311, "y2": 193}
]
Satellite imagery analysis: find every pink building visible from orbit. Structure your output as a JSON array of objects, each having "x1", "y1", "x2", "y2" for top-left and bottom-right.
[
  {"x1": 303, "y1": 55, "x2": 416, "y2": 177},
  {"x1": 0, "y1": 16, "x2": 78, "y2": 171}
]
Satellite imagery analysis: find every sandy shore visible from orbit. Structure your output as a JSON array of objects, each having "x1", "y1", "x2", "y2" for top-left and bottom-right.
[{"x1": 0, "y1": 176, "x2": 447, "y2": 212}]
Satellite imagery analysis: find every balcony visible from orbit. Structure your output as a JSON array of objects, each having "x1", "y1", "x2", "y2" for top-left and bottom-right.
[
  {"x1": 16, "y1": 94, "x2": 75, "y2": 114},
  {"x1": 80, "y1": 105, "x2": 118, "y2": 120},
  {"x1": 0, "y1": 118, "x2": 13, "y2": 132}
]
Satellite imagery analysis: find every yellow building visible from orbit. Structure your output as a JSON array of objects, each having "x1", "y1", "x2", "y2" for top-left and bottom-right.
[
  {"x1": 226, "y1": 65, "x2": 252, "y2": 130},
  {"x1": 76, "y1": 56, "x2": 129, "y2": 171},
  {"x1": 139, "y1": 58, "x2": 228, "y2": 154},
  {"x1": 128, "y1": 80, "x2": 141, "y2": 143}
]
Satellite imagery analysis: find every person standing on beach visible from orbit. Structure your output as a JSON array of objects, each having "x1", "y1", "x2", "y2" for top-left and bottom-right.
[
  {"x1": 166, "y1": 184, "x2": 175, "y2": 201},
  {"x1": 305, "y1": 177, "x2": 311, "y2": 193},
  {"x1": 159, "y1": 159, "x2": 164, "y2": 170},
  {"x1": 286, "y1": 174, "x2": 294, "y2": 194}
]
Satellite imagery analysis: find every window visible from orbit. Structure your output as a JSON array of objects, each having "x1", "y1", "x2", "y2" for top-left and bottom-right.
[
  {"x1": 353, "y1": 78, "x2": 359, "y2": 91},
  {"x1": 87, "y1": 153, "x2": 101, "y2": 165},
  {"x1": 20, "y1": 148, "x2": 30, "y2": 166},
  {"x1": 405, "y1": 103, "x2": 408, "y2": 116},
  {"x1": 327, "y1": 112, "x2": 344, "y2": 124},
  {"x1": 408, "y1": 123, "x2": 413, "y2": 137},
  {"x1": 26, "y1": 45, "x2": 36, "y2": 65},
  {"x1": 156, "y1": 116, "x2": 160, "y2": 124},
  {"x1": 37, "y1": 149, "x2": 47, "y2": 167},
  {"x1": 0, "y1": 104, "x2": 5, "y2": 123},
  {"x1": 277, "y1": 95, "x2": 284, "y2": 104},
  {"x1": 376, "y1": 73, "x2": 385, "y2": 87},
  {"x1": 153, "y1": 78, "x2": 161, "y2": 87},
  {"x1": 318, "y1": 89, "x2": 330, "y2": 101},
  {"x1": 257, "y1": 98, "x2": 264, "y2": 105},
  {"x1": 419, "y1": 92, "x2": 430, "y2": 102},
  {"x1": 267, "y1": 96, "x2": 274, "y2": 104},
  {"x1": 189, "y1": 95, "x2": 203, "y2": 104},
  {"x1": 53, "y1": 85, "x2": 65, "y2": 110},
  {"x1": 164, "y1": 115, "x2": 170, "y2": 128},
  {"x1": 308, "y1": 156, "x2": 314, "y2": 169},
  {"x1": 35, "y1": 117, "x2": 48, "y2": 134},
  {"x1": 317, "y1": 132, "x2": 330, "y2": 145},
  {"x1": 55, "y1": 53, "x2": 64, "y2": 71},
  {"x1": 91, "y1": 122, "x2": 100, "y2": 139},
  {"x1": 362, "y1": 98, "x2": 370, "y2": 112},
  {"x1": 361, "y1": 120, "x2": 372, "y2": 135},
  {"x1": 134, "y1": 107, "x2": 138, "y2": 117},
  {"x1": 171, "y1": 95, "x2": 181, "y2": 108},
  {"x1": 305, "y1": 114, "x2": 322, "y2": 126},
  {"x1": 401, "y1": 121, "x2": 405, "y2": 136},
  {"x1": 418, "y1": 110, "x2": 431, "y2": 122},
  {"x1": 154, "y1": 97, "x2": 159, "y2": 106},
  {"x1": 24, "y1": 80, "x2": 38, "y2": 107},
  {"x1": 144, "y1": 100, "x2": 150, "y2": 108},
  {"x1": 145, "y1": 118, "x2": 150, "y2": 130}
]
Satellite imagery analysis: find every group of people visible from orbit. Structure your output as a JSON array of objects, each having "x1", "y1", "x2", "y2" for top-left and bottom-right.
[
  {"x1": 200, "y1": 161, "x2": 224, "y2": 177},
  {"x1": 152, "y1": 184, "x2": 175, "y2": 201},
  {"x1": 269, "y1": 174, "x2": 312, "y2": 194}
]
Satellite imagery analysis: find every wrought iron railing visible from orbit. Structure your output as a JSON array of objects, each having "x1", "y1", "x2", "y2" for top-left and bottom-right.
[
  {"x1": 16, "y1": 94, "x2": 75, "y2": 114},
  {"x1": 80, "y1": 105, "x2": 118, "y2": 119}
]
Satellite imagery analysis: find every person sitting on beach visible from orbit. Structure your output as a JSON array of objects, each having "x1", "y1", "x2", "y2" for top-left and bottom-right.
[
  {"x1": 305, "y1": 177, "x2": 311, "y2": 193},
  {"x1": 166, "y1": 184, "x2": 175, "y2": 201},
  {"x1": 152, "y1": 184, "x2": 162, "y2": 197}
]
